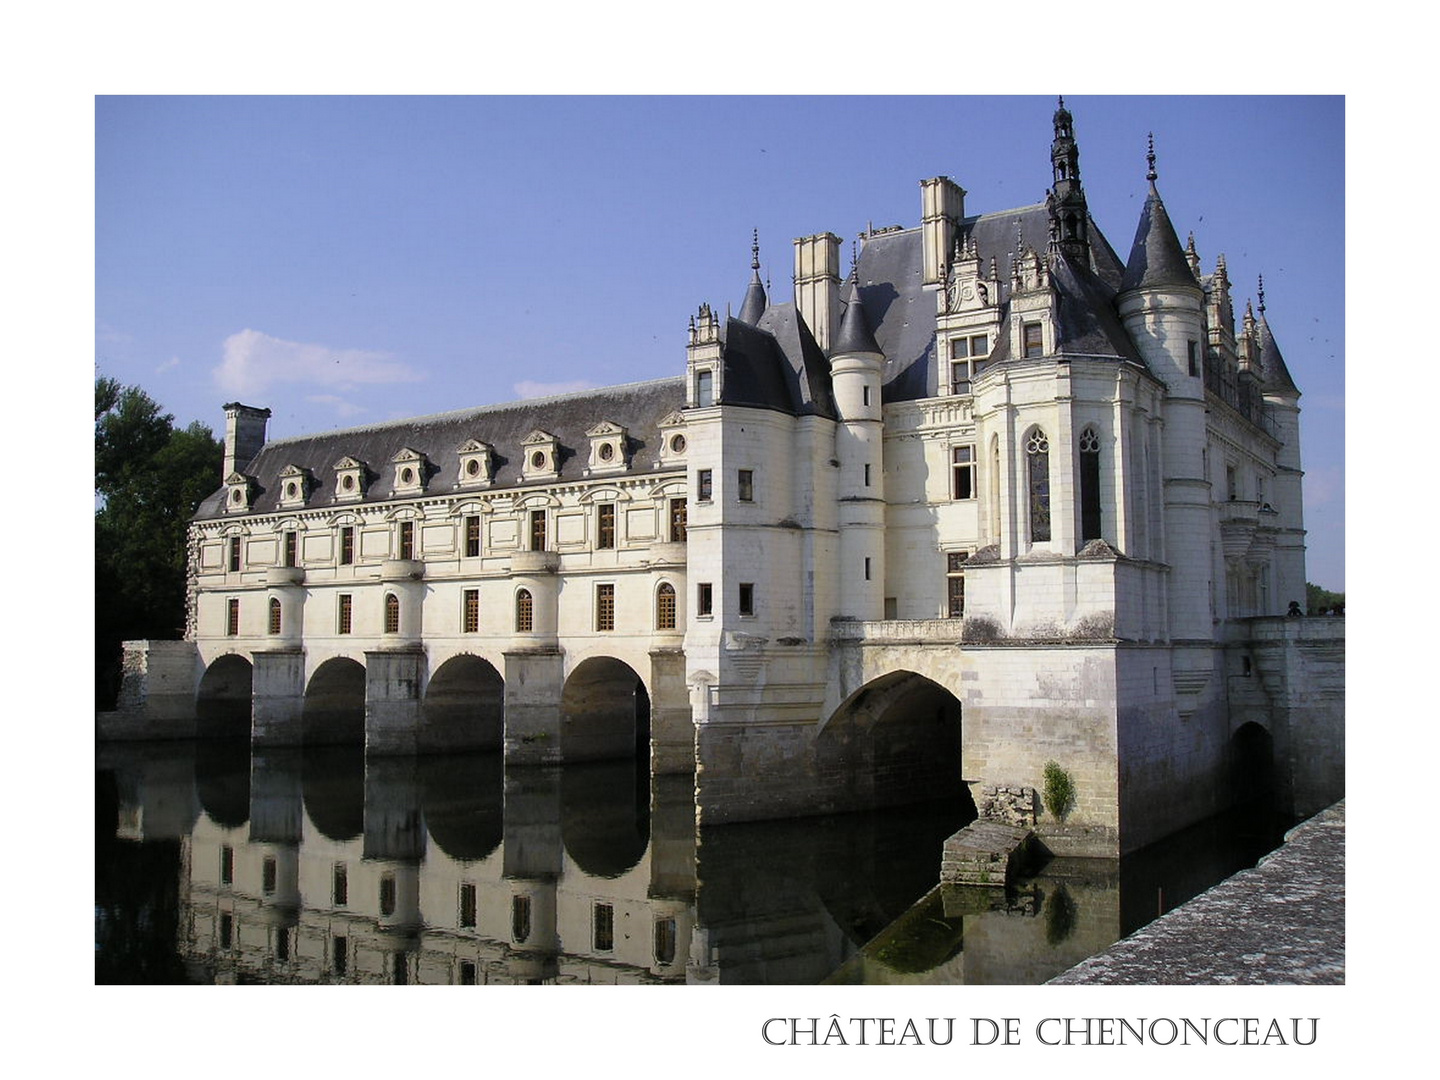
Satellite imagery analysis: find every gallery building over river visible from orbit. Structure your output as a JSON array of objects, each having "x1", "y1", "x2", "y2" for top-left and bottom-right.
[{"x1": 104, "y1": 101, "x2": 1344, "y2": 858}]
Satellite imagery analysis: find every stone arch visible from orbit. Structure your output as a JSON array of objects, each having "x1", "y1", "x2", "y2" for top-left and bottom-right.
[
  {"x1": 196, "y1": 653, "x2": 253, "y2": 739},
  {"x1": 1231, "y1": 720, "x2": 1275, "y2": 805},
  {"x1": 561, "y1": 656, "x2": 651, "y2": 762},
  {"x1": 303, "y1": 656, "x2": 366, "y2": 746},
  {"x1": 421, "y1": 654, "x2": 505, "y2": 753},
  {"x1": 818, "y1": 670, "x2": 972, "y2": 813}
]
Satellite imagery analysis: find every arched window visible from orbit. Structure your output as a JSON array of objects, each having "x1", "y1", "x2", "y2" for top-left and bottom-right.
[
  {"x1": 515, "y1": 588, "x2": 533, "y2": 633},
  {"x1": 268, "y1": 597, "x2": 282, "y2": 635},
  {"x1": 1026, "y1": 428, "x2": 1051, "y2": 543},
  {"x1": 656, "y1": 582, "x2": 677, "y2": 630},
  {"x1": 384, "y1": 592, "x2": 400, "y2": 634},
  {"x1": 1079, "y1": 426, "x2": 1102, "y2": 542},
  {"x1": 989, "y1": 434, "x2": 1001, "y2": 541}
]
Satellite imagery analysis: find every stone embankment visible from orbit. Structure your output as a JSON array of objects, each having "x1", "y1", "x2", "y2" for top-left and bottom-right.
[{"x1": 1049, "y1": 801, "x2": 1344, "y2": 984}]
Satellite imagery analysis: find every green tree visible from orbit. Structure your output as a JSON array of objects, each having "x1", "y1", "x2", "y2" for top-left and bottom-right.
[
  {"x1": 95, "y1": 378, "x2": 223, "y2": 706},
  {"x1": 1305, "y1": 582, "x2": 1345, "y2": 616}
]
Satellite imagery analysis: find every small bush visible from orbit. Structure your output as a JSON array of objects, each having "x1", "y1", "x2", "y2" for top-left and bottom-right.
[{"x1": 1043, "y1": 760, "x2": 1076, "y2": 822}]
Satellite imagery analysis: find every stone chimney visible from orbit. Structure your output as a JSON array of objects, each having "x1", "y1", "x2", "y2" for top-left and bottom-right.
[
  {"x1": 793, "y1": 233, "x2": 842, "y2": 352},
  {"x1": 920, "y1": 176, "x2": 966, "y2": 287},
  {"x1": 222, "y1": 402, "x2": 271, "y2": 479}
]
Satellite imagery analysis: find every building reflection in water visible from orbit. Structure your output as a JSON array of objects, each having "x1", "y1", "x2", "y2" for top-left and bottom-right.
[{"x1": 96, "y1": 740, "x2": 1286, "y2": 985}]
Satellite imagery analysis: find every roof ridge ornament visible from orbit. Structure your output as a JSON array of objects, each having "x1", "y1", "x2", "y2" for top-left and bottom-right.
[
  {"x1": 1258, "y1": 273, "x2": 1267, "y2": 315},
  {"x1": 1146, "y1": 132, "x2": 1158, "y2": 185}
]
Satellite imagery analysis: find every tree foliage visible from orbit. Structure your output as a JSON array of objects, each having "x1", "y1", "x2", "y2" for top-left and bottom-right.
[
  {"x1": 1305, "y1": 582, "x2": 1345, "y2": 616},
  {"x1": 95, "y1": 378, "x2": 223, "y2": 706}
]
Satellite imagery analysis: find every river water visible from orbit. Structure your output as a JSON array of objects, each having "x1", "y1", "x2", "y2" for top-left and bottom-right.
[{"x1": 95, "y1": 738, "x2": 1291, "y2": 985}]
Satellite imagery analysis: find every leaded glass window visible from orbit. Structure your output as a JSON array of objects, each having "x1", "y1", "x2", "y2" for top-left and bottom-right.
[{"x1": 1027, "y1": 428, "x2": 1051, "y2": 543}]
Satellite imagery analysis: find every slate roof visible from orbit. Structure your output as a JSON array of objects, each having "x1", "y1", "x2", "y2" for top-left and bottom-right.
[
  {"x1": 195, "y1": 377, "x2": 686, "y2": 520},
  {"x1": 1120, "y1": 185, "x2": 1198, "y2": 294},
  {"x1": 1258, "y1": 314, "x2": 1300, "y2": 397},
  {"x1": 832, "y1": 280, "x2": 881, "y2": 357},
  {"x1": 715, "y1": 302, "x2": 837, "y2": 419}
]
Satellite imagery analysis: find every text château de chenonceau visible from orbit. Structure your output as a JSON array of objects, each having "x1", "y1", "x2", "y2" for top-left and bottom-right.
[{"x1": 100, "y1": 100, "x2": 1344, "y2": 862}]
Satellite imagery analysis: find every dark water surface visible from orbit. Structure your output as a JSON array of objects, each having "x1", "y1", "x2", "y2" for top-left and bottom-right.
[{"x1": 95, "y1": 739, "x2": 1291, "y2": 985}]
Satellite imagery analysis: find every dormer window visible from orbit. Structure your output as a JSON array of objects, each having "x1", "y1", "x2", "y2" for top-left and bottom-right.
[
  {"x1": 224, "y1": 471, "x2": 255, "y2": 514},
  {"x1": 695, "y1": 369, "x2": 715, "y2": 408},
  {"x1": 277, "y1": 464, "x2": 312, "y2": 509},
  {"x1": 1022, "y1": 322, "x2": 1044, "y2": 358},
  {"x1": 334, "y1": 457, "x2": 368, "y2": 503},
  {"x1": 949, "y1": 334, "x2": 991, "y2": 395},
  {"x1": 656, "y1": 410, "x2": 688, "y2": 467},
  {"x1": 521, "y1": 430, "x2": 559, "y2": 483},
  {"x1": 584, "y1": 421, "x2": 629, "y2": 477},
  {"x1": 391, "y1": 447, "x2": 429, "y2": 495},
  {"x1": 456, "y1": 439, "x2": 493, "y2": 489}
]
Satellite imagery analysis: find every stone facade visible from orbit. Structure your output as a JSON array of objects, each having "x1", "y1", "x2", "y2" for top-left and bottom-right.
[{"x1": 103, "y1": 100, "x2": 1341, "y2": 859}]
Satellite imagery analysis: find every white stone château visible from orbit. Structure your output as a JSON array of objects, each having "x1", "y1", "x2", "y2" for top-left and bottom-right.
[{"x1": 109, "y1": 101, "x2": 1342, "y2": 858}]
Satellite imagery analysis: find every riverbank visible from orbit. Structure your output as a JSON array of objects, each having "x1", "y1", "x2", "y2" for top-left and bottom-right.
[{"x1": 1048, "y1": 801, "x2": 1344, "y2": 984}]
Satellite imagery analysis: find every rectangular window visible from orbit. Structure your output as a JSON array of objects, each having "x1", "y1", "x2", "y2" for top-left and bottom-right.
[
  {"x1": 738, "y1": 582, "x2": 755, "y2": 617},
  {"x1": 862, "y1": 385, "x2": 871, "y2": 407},
  {"x1": 1188, "y1": 340, "x2": 1199, "y2": 377},
  {"x1": 228, "y1": 536, "x2": 241, "y2": 572},
  {"x1": 379, "y1": 874, "x2": 396, "y2": 917},
  {"x1": 737, "y1": 469, "x2": 754, "y2": 502},
  {"x1": 669, "y1": 498, "x2": 687, "y2": 542},
  {"x1": 952, "y1": 445, "x2": 976, "y2": 499},
  {"x1": 697, "y1": 582, "x2": 713, "y2": 617},
  {"x1": 593, "y1": 903, "x2": 615, "y2": 952},
  {"x1": 597, "y1": 503, "x2": 616, "y2": 549},
  {"x1": 1023, "y1": 322, "x2": 1044, "y2": 358},
  {"x1": 283, "y1": 530, "x2": 297, "y2": 567},
  {"x1": 219, "y1": 913, "x2": 232, "y2": 951},
  {"x1": 949, "y1": 334, "x2": 990, "y2": 394},
  {"x1": 946, "y1": 551, "x2": 969, "y2": 618},
  {"x1": 530, "y1": 510, "x2": 547, "y2": 551},
  {"x1": 340, "y1": 526, "x2": 354, "y2": 565},
  {"x1": 864, "y1": 557, "x2": 871, "y2": 581},
  {"x1": 596, "y1": 583, "x2": 615, "y2": 631},
  {"x1": 463, "y1": 589, "x2": 480, "y2": 634},
  {"x1": 332, "y1": 863, "x2": 348, "y2": 906},
  {"x1": 1226, "y1": 465, "x2": 1238, "y2": 501},
  {"x1": 338, "y1": 594, "x2": 353, "y2": 635},
  {"x1": 398, "y1": 520, "x2": 415, "y2": 560},
  {"x1": 696, "y1": 369, "x2": 714, "y2": 407},
  {"x1": 262, "y1": 856, "x2": 276, "y2": 895},
  {"x1": 864, "y1": 463, "x2": 872, "y2": 487},
  {"x1": 226, "y1": 598, "x2": 240, "y2": 637},
  {"x1": 459, "y1": 960, "x2": 477, "y2": 985},
  {"x1": 220, "y1": 845, "x2": 234, "y2": 885},
  {"x1": 332, "y1": 936, "x2": 348, "y2": 976},
  {"x1": 459, "y1": 883, "x2": 477, "y2": 928},
  {"x1": 697, "y1": 469, "x2": 713, "y2": 502},
  {"x1": 654, "y1": 918, "x2": 677, "y2": 965},
  {"x1": 465, "y1": 515, "x2": 481, "y2": 558}
]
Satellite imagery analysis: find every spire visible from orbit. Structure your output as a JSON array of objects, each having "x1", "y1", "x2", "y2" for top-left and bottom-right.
[
  {"x1": 737, "y1": 228, "x2": 768, "y2": 325},
  {"x1": 1048, "y1": 96, "x2": 1090, "y2": 262},
  {"x1": 832, "y1": 279, "x2": 881, "y2": 357},
  {"x1": 1120, "y1": 133, "x2": 1196, "y2": 294}
]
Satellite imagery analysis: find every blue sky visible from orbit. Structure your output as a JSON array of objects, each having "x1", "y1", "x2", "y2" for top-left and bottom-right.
[{"x1": 95, "y1": 95, "x2": 1344, "y2": 589}]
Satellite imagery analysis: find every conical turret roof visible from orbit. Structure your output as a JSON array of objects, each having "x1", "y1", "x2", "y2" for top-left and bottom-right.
[
  {"x1": 1120, "y1": 137, "x2": 1197, "y2": 294},
  {"x1": 831, "y1": 279, "x2": 882, "y2": 356},
  {"x1": 737, "y1": 228, "x2": 768, "y2": 325}
]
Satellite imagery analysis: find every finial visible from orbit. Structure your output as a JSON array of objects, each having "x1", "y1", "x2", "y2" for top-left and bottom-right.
[
  {"x1": 751, "y1": 228, "x2": 760, "y2": 272},
  {"x1": 1257, "y1": 274, "x2": 1266, "y2": 315},
  {"x1": 851, "y1": 238, "x2": 858, "y2": 278},
  {"x1": 1146, "y1": 132, "x2": 1157, "y2": 183},
  {"x1": 1058, "y1": 95, "x2": 1064, "y2": 109}
]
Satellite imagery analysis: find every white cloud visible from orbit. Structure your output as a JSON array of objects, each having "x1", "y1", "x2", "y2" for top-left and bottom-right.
[
  {"x1": 306, "y1": 394, "x2": 367, "y2": 419},
  {"x1": 513, "y1": 379, "x2": 598, "y2": 400},
  {"x1": 154, "y1": 356, "x2": 181, "y2": 374},
  {"x1": 214, "y1": 329, "x2": 423, "y2": 398}
]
